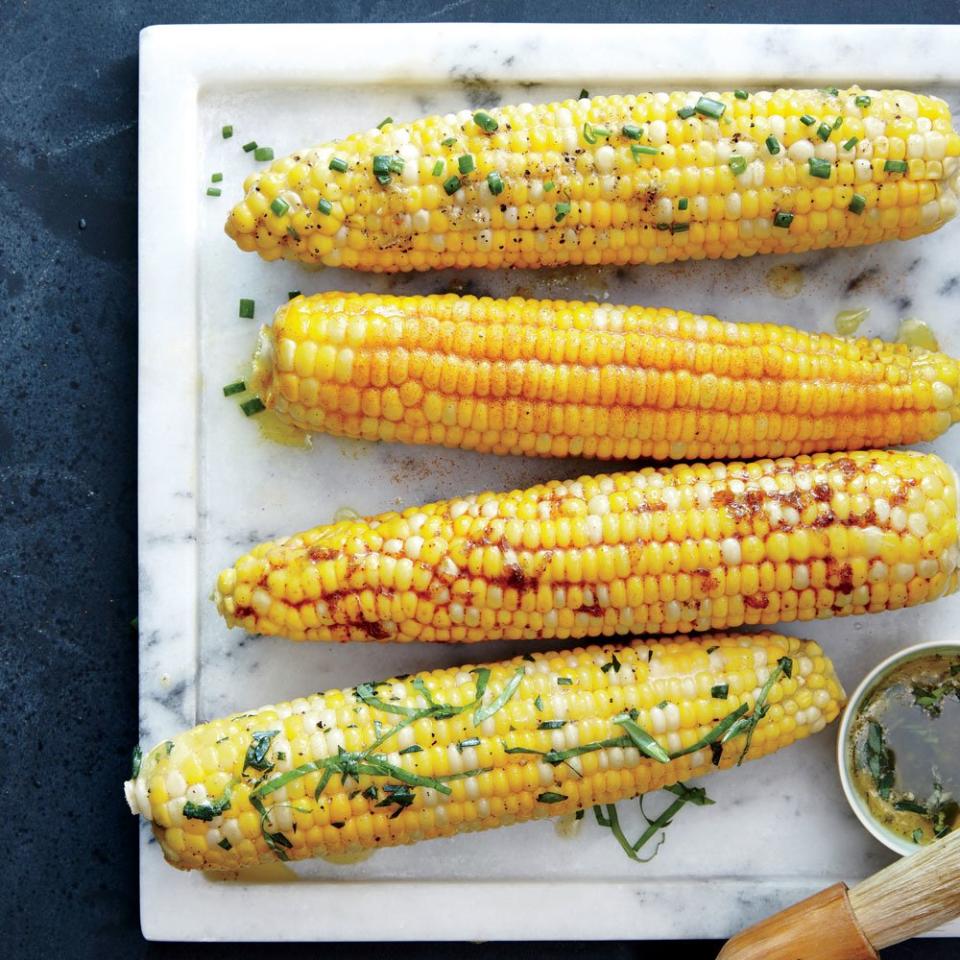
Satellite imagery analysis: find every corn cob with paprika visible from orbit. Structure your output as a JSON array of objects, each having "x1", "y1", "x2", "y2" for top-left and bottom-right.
[
  {"x1": 125, "y1": 631, "x2": 844, "y2": 869},
  {"x1": 253, "y1": 291, "x2": 960, "y2": 461},
  {"x1": 225, "y1": 87, "x2": 960, "y2": 272},
  {"x1": 214, "y1": 449, "x2": 959, "y2": 644}
]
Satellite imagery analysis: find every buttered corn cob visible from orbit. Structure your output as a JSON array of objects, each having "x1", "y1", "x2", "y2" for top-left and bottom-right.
[
  {"x1": 125, "y1": 632, "x2": 844, "y2": 869},
  {"x1": 254, "y1": 291, "x2": 960, "y2": 461},
  {"x1": 215, "y1": 449, "x2": 959, "y2": 644},
  {"x1": 225, "y1": 88, "x2": 960, "y2": 271}
]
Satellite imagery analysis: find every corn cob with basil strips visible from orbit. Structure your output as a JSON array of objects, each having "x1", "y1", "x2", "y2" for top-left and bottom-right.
[
  {"x1": 225, "y1": 88, "x2": 960, "y2": 271},
  {"x1": 215, "y1": 449, "x2": 959, "y2": 644},
  {"x1": 254, "y1": 291, "x2": 960, "y2": 461},
  {"x1": 124, "y1": 632, "x2": 844, "y2": 869}
]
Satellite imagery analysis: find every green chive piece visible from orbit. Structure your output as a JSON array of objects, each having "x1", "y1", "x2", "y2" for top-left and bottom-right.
[
  {"x1": 270, "y1": 197, "x2": 290, "y2": 216},
  {"x1": 537, "y1": 792, "x2": 568, "y2": 804},
  {"x1": 711, "y1": 684, "x2": 729, "y2": 700},
  {"x1": 855, "y1": 95, "x2": 872, "y2": 108},
  {"x1": 458, "y1": 154, "x2": 475, "y2": 175},
  {"x1": 678, "y1": 197, "x2": 688, "y2": 210},
  {"x1": 372, "y1": 155, "x2": 391, "y2": 175},
  {"x1": 729, "y1": 156, "x2": 747, "y2": 175},
  {"x1": 554, "y1": 201, "x2": 571, "y2": 222},
  {"x1": 821, "y1": 86, "x2": 839, "y2": 96},
  {"x1": 848, "y1": 193, "x2": 866, "y2": 214},
  {"x1": 441, "y1": 137, "x2": 456, "y2": 147},
  {"x1": 377, "y1": 116, "x2": 393, "y2": 129},
  {"x1": 474, "y1": 111, "x2": 498, "y2": 133},
  {"x1": 218, "y1": 837, "x2": 232, "y2": 850},
  {"x1": 242, "y1": 140, "x2": 257, "y2": 152},
  {"x1": 677, "y1": 106, "x2": 695, "y2": 119},
  {"x1": 254, "y1": 146, "x2": 274, "y2": 161},
  {"x1": 206, "y1": 187, "x2": 221, "y2": 197},
  {"x1": 241, "y1": 397, "x2": 266, "y2": 417},
  {"x1": 808, "y1": 157, "x2": 832, "y2": 179},
  {"x1": 388, "y1": 156, "x2": 404, "y2": 174},
  {"x1": 843, "y1": 136, "x2": 859, "y2": 151},
  {"x1": 579, "y1": 89, "x2": 589, "y2": 99},
  {"x1": 582, "y1": 122, "x2": 598, "y2": 144},
  {"x1": 375, "y1": 173, "x2": 391, "y2": 186},
  {"x1": 817, "y1": 122, "x2": 832, "y2": 142},
  {"x1": 544, "y1": 180, "x2": 555, "y2": 192},
  {"x1": 734, "y1": 89, "x2": 749, "y2": 100},
  {"x1": 211, "y1": 172, "x2": 223, "y2": 183},
  {"x1": 222, "y1": 381, "x2": 246, "y2": 397},
  {"x1": 765, "y1": 135, "x2": 780, "y2": 155},
  {"x1": 443, "y1": 175, "x2": 461, "y2": 196},
  {"x1": 238, "y1": 298, "x2": 255, "y2": 319},
  {"x1": 833, "y1": 116, "x2": 844, "y2": 130},
  {"x1": 329, "y1": 157, "x2": 348, "y2": 173},
  {"x1": 557, "y1": 676, "x2": 572, "y2": 685},
  {"x1": 800, "y1": 114, "x2": 815, "y2": 126},
  {"x1": 487, "y1": 171, "x2": 504, "y2": 195},
  {"x1": 694, "y1": 96, "x2": 726, "y2": 119},
  {"x1": 318, "y1": 198, "x2": 333, "y2": 215},
  {"x1": 622, "y1": 123, "x2": 643, "y2": 139},
  {"x1": 221, "y1": 125, "x2": 234, "y2": 139},
  {"x1": 288, "y1": 291, "x2": 301, "y2": 300},
  {"x1": 631, "y1": 144, "x2": 658, "y2": 158},
  {"x1": 429, "y1": 160, "x2": 442, "y2": 177},
  {"x1": 773, "y1": 211, "x2": 794, "y2": 228},
  {"x1": 670, "y1": 223, "x2": 689, "y2": 233},
  {"x1": 884, "y1": 159, "x2": 909, "y2": 173}
]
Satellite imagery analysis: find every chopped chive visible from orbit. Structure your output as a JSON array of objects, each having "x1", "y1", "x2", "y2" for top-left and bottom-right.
[
  {"x1": 377, "y1": 116, "x2": 393, "y2": 129},
  {"x1": 211, "y1": 172, "x2": 223, "y2": 182},
  {"x1": 474, "y1": 111, "x2": 498, "y2": 133},
  {"x1": 206, "y1": 187, "x2": 222, "y2": 197},
  {"x1": 286, "y1": 225, "x2": 300, "y2": 240},
  {"x1": 729, "y1": 156, "x2": 747, "y2": 175},
  {"x1": 773, "y1": 211, "x2": 794, "y2": 228},
  {"x1": 538, "y1": 720, "x2": 567, "y2": 730},
  {"x1": 318, "y1": 198, "x2": 333, "y2": 215},
  {"x1": 622, "y1": 123, "x2": 643, "y2": 139},
  {"x1": 842, "y1": 136, "x2": 859, "y2": 151},
  {"x1": 657, "y1": 700, "x2": 669, "y2": 709},
  {"x1": 269, "y1": 197, "x2": 289, "y2": 216},
  {"x1": 848, "y1": 193, "x2": 866, "y2": 214},
  {"x1": 631, "y1": 144, "x2": 659, "y2": 158},
  {"x1": 800, "y1": 114, "x2": 815, "y2": 126},
  {"x1": 486, "y1": 171, "x2": 504, "y2": 195},
  {"x1": 579, "y1": 89, "x2": 589, "y2": 99},
  {"x1": 458, "y1": 154, "x2": 475, "y2": 175},
  {"x1": 554, "y1": 201, "x2": 571, "y2": 222},
  {"x1": 441, "y1": 137, "x2": 456, "y2": 147},
  {"x1": 431, "y1": 160, "x2": 444, "y2": 177},
  {"x1": 222, "y1": 380, "x2": 246, "y2": 396},
  {"x1": 375, "y1": 173, "x2": 391, "y2": 185},
  {"x1": 601, "y1": 654, "x2": 621, "y2": 674},
  {"x1": 582, "y1": 122, "x2": 598, "y2": 144},
  {"x1": 821, "y1": 86, "x2": 839, "y2": 96},
  {"x1": 242, "y1": 140, "x2": 257, "y2": 152},
  {"x1": 254, "y1": 146, "x2": 274, "y2": 161},
  {"x1": 678, "y1": 197, "x2": 688, "y2": 210},
  {"x1": 217, "y1": 837, "x2": 232, "y2": 850},
  {"x1": 833, "y1": 116, "x2": 844, "y2": 130},
  {"x1": 534, "y1": 695, "x2": 544, "y2": 711},
  {"x1": 388, "y1": 156, "x2": 405, "y2": 174},
  {"x1": 711, "y1": 684, "x2": 729, "y2": 700},
  {"x1": 557, "y1": 676, "x2": 572, "y2": 685},
  {"x1": 884, "y1": 159, "x2": 909, "y2": 173},
  {"x1": 443, "y1": 175, "x2": 461, "y2": 195},
  {"x1": 537, "y1": 792, "x2": 568, "y2": 804},
  {"x1": 221, "y1": 125, "x2": 233, "y2": 139},
  {"x1": 329, "y1": 157, "x2": 348, "y2": 173},
  {"x1": 817, "y1": 122, "x2": 832, "y2": 142},
  {"x1": 734, "y1": 89, "x2": 749, "y2": 100},
  {"x1": 808, "y1": 157, "x2": 832, "y2": 179},
  {"x1": 241, "y1": 397, "x2": 266, "y2": 417},
  {"x1": 399, "y1": 744, "x2": 423, "y2": 755},
  {"x1": 855, "y1": 95, "x2": 872, "y2": 108},
  {"x1": 677, "y1": 106, "x2": 695, "y2": 119},
  {"x1": 238, "y1": 298, "x2": 255, "y2": 319},
  {"x1": 765, "y1": 135, "x2": 780, "y2": 155},
  {"x1": 372, "y1": 155, "x2": 391, "y2": 175},
  {"x1": 694, "y1": 96, "x2": 726, "y2": 119},
  {"x1": 544, "y1": 180, "x2": 555, "y2": 191},
  {"x1": 287, "y1": 291, "x2": 301, "y2": 300}
]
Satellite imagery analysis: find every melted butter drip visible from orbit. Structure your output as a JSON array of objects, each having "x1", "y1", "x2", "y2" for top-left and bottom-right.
[
  {"x1": 319, "y1": 848, "x2": 376, "y2": 866},
  {"x1": 765, "y1": 263, "x2": 805, "y2": 298},
  {"x1": 897, "y1": 317, "x2": 940, "y2": 352},
  {"x1": 554, "y1": 812, "x2": 585, "y2": 840},
  {"x1": 205, "y1": 861, "x2": 299, "y2": 883},
  {"x1": 257, "y1": 410, "x2": 312, "y2": 449},
  {"x1": 834, "y1": 307, "x2": 870, "y2": 337}
]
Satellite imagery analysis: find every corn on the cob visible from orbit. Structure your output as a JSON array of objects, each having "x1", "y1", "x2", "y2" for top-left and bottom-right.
[
  {"x1": 225, "y1": 88, "x2": 960, "y2": 272},
  {"x1": 214, "y1": 449, "x2": 959, "y2": 644},
  {"x1": 254, "y1": 291, "x2": 960, "y2": 461},
  {"x1": 124, "y1": 632, "x2": 844, "y2": 870}
]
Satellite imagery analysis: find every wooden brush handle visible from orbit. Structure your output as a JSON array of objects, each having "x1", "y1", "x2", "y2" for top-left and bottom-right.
[{"x1": 849, "y1": 829, "x2": 960, "y2": 949}]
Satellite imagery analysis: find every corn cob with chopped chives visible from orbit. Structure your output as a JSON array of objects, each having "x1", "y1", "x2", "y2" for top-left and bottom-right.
[
  {"x1": 254, "y1": 291, "x2": 960, "y2": 461},
  {"x1": 214, "y1": 449, "x2": 959, "y2": 644},
  {"x1": 225, "y1": 88, "x2": 960, "y2": 272},
  {"x1": 124, "y1": 631, "x2": 844, "y2": 870}
]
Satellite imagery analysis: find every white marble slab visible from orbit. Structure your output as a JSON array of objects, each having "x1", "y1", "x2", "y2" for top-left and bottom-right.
[{"x1": 139, "y1": 22, "x2": 960, "y2": 941}]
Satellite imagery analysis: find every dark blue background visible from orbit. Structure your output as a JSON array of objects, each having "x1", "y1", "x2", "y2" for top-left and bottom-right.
[{"x1": 3, "y1": 2, "x2": 959, "y2": 956}]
